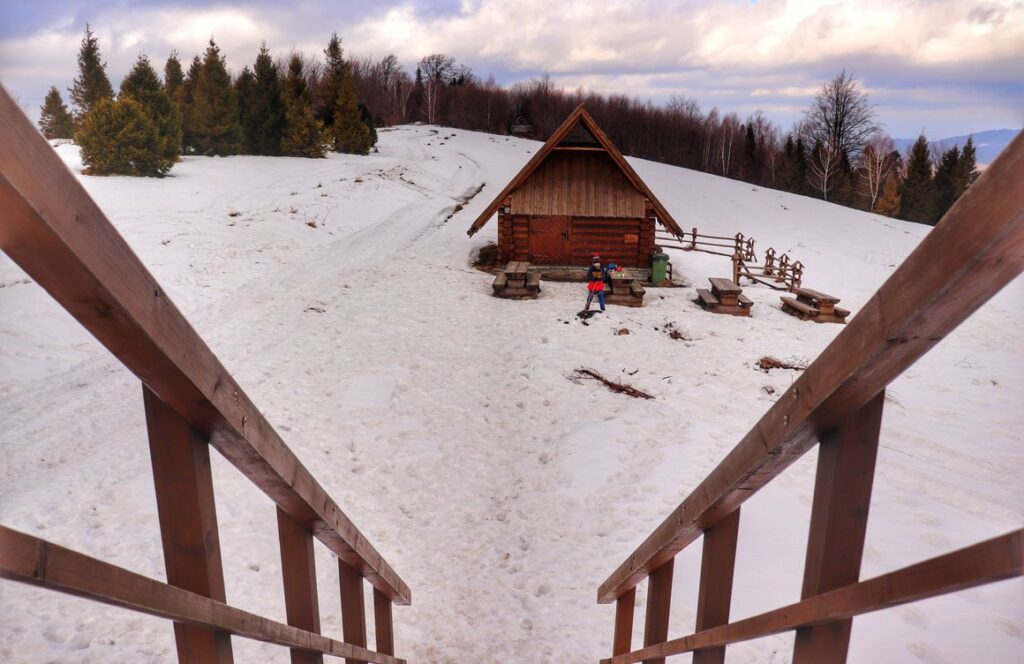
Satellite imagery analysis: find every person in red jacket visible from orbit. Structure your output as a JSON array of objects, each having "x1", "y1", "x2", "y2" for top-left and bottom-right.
[{"x1": 585, "y1": 256, "x2": 610, "y2": 312}]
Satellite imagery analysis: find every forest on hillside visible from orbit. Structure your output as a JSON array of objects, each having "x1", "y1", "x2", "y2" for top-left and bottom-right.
[{"x1": 41, "y1": 26, "x2": 977, "y2": 225}]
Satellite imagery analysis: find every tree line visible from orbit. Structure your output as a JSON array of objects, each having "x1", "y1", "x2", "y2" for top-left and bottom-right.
[
  {"x1": 40, "y1": 26, "x2": 376, "y2": 176},
  {"x1": 40, "y1": 27, "x2": 978, "y2": 224}
]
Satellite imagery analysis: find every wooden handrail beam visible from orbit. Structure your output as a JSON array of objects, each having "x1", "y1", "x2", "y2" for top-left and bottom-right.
[
  {"x1": 601, "y1": 529, "x2": 1024, "y2": 664},
  {"x1": 0, "y1": 85, "x2": 409, "y2": 604},
  {"x1": 598, "y1": 131, "x2": 1024, "y2": 603},
  {"x1": 0, "y1": 525, "x2": 406, "y2": 664}
]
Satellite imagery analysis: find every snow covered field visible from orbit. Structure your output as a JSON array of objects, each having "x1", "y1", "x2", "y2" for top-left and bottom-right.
[{"x1": 1, "y1": 126, "x2": 1021, "y2": 663}]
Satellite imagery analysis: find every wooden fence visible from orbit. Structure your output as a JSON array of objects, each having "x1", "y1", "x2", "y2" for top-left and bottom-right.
[
  {"x1": 0, "y1": 87, "x2": 408, "y2": 662},
  {"x1": 599, "y1": 131, "x2": 1024, "y2": 663},
  {"x1": 656, "y1": 229, "x2": 804, "y2": 291}
]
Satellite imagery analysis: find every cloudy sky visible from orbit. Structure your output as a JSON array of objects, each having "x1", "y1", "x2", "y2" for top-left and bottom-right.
[{"x1": 1, "y1": 0, "x2": 1021, "y2": 138}]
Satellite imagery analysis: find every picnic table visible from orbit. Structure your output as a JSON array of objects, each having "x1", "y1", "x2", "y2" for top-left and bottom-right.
[
  {"x1": 492, "y1": 261, "x2": 541, "y2": 299},
  {"x1": 605, "y1": 270, "x2": 646, "y2": 307},
  {"x1": 696, "y1": 277, "x2": 753, "y2": 317},
  {"x1": 780, "y1": 286, "x2": 850, "y2": 324}
]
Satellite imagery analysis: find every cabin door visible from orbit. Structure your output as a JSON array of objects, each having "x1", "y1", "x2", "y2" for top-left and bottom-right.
[{"x1": 529, "y1": 215, "x2": 572, "y2": 265}]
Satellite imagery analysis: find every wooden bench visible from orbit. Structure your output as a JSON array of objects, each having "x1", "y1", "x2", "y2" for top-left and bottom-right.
[
  {"x1": 493, "y1": 261, "x2": 541, "y2": 299},
  {"x1": 605, "y1": 270, "x2": 645, "y2": 307},
  {"x1": 782, "y1": 287, "x2": 850, "y2": 324},
  {"x1": 696, "y1": 277, "x2": 752, "y2": 317}
]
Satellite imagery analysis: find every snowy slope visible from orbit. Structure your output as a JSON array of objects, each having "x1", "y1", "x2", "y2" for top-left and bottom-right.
[{"x1": 0, "y1": 126, "x2": 1021, "y2": 664}]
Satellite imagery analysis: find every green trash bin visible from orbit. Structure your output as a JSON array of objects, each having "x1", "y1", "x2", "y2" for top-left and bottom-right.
[{"x1": 650, "y1": 250, "x2": 669, "y2": 284}]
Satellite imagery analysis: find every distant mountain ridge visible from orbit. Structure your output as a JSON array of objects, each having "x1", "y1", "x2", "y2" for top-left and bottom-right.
[{"x1": 893, "y1": 129, "x2": 1020, "y2": 165}]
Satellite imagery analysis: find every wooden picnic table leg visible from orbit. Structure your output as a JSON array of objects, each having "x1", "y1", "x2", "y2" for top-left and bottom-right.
[
  {"x1": 792, "y1": 390, "x2": 884, "y2": 663},
  {"x1": 143, "y1": 385, "x2": 234, "y2": 664}
]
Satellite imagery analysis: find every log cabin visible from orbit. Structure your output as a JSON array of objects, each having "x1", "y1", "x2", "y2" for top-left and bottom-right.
[{"x1": 467, "y1": 104, "x2": 683, "y2": 270}]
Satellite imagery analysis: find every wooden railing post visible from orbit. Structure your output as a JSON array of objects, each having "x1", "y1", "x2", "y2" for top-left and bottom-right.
[
  {"x1": 612, "y1": 586, "x2": 636, "y2": 656},
  {"x1": 277, "y1": 507, "x2": 324, "y2": 664},
  {"x1": 373, "y1": 588, "x2": 395, "y2": 656},
  {"x1": 793, "y1": 390, "x2": 884, "y2": 664},
  {"x1": 642, "y1": 558, "x2": 675, "y2": 664},
  {"x1": 693, "y1": 507, "x2": 740, "y2": 664},
  {"x1": 340, "y1": 560, "x2": 368, "y2": 664},
  {"x1": 143, "y1": 385, "x2": 234, "y2": 664}
]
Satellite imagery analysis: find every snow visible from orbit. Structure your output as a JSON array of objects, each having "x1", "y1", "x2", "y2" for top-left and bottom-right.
[{"x1": 1, "y1": 126, "x2": 1021, "y2": 663}]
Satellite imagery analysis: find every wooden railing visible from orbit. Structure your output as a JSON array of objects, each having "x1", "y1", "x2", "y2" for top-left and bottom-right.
[
  {"x1": 599, "y1": 131, "x2": 1024, "y2": 664},
  {"x1": 656, "y1": 229, "x2": 804, "y2": 291},
  {"x1": 0, "y1": 86, "x2": 408, "y2": 662}
]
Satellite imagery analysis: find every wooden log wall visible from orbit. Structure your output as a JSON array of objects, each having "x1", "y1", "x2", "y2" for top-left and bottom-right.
[{"x1": 510, "y1": 152, "x2": 645, "y2": 218}]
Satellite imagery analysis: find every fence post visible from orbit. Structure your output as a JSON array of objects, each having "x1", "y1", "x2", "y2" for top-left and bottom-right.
[
  {"x1": 373, "y1": 587, "x2": 395, "y2": 656},
  {"x1": 339, "y1": 560, "x2": 368, "y2": 664},
  {"x1": 612, "y1": 586, "x2": 636, "y2": 656},
  {"x1": 693, "y1": 507, "x2": 741, "y2": 664},
  {"x1": 792, "y1": 390, "x2": 884, "y2": 664},
  {"x1": 143, "y1": 385, "x2": 234, "y2": 664},
  {"x1": 277, "y1": 507, "x2": 324, "y2": 664},
  {"x1": 643, "y1": 558, "x2": 675, "y2": 664}
]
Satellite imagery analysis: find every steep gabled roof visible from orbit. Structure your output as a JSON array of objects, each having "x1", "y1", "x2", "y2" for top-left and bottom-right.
[{"x1": 467, "y1": 103, "x2": 683, "y2": 237}]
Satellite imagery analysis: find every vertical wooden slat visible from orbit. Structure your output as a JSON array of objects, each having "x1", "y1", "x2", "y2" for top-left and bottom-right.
[
  {"x1": 693, "y1": 507, "x2": 741, "y2": 664},
  {"x1": 642, "y1": 557, "x2": 675, "y2": 664},
  {"x1": 143, "y1": 385, "x2": 234, "y2": 664},
  {"x1": 277, "y1": 507, "x2": 324, "y2": 664},
  {"x1": 373, "y1": 587, "x2": 395, "y2": 656},
  {"x1": 340, "y1": 560, "x2": 368, "y2": 664},
  {"x1": 612, "y1": 586, "x2": 636, "y2": 656},
  {"x1": 792, "y1": 390, "x2": 884, "y2": 664}
]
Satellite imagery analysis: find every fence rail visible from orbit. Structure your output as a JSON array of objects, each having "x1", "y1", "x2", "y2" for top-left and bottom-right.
[
  {"x1": 0, "y1": 84, "x2": 408, "y2": 663},
  {"x1": 599, "y1": 130, "x2": 1024, "y2": 662}
]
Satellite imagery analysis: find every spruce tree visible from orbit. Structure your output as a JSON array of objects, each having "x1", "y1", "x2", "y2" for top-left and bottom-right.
[
  {"x1": 332, "y1": 72, "x2": 372, "y2": 154},
  {"x1": 164, "y1": 51, "x2": 184, "y2": 99},
  {"x1": 120, "y1": 54, "x2": 182, "y2": 165},
  {"x1": 39, "y1": 86, "x2": 74, "y2": 139},
  {"x1": 899, "y1": 135, "x2": 937, "y2": 223},
  {"x1": 76, "y1": 97, "x2": 170, "y2": 176},
  {"x1": 874, "y1": 175, "x2": 902, "y2": 218},
  {"x1": 190, "y1": 39, "x2": 243, "y2": 155},
  {"x1": 234, "y1": 66, "x2": 256, "y2": 152},
  {"x1": 317, "y1": 33, "x2": 345, "y2": 127},
  {"x1": 178, "y1": 55, "x2": 202, "y2": 152},
  {"x1": 244, "y1": 44, "x2": 286, "y2": 155},
  {"x1": 956, "y1": 136, "x2": 979, "y2": 192},
  {"x1": 281, "y1": 54, "x2": 326, "y2": 158},
  {"x1": 68, "y1": 24, "x2": 114, "y2": 125},
  {"x1": 740, "y1": 125, "x2": 759, "y2": 184},
  {"x1": 933, "y1": 145, "x2": 961, "y2": 221}
]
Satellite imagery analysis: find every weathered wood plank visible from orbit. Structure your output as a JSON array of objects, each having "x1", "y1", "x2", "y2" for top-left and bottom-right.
[
  {"x1": 278, "y1": 507, "x2": 325, "y2": 664},
  {"x1": 143, "y1": 386, "x2": 234, "y2": 663},
  {"x1": 599, "y1": 529, "x2": 1024, "y2": 664},
  {"x1": 612, "y1": 587, "x2": 636, "y2": 656},
  {"x1": 643, "y1": 558, "x2": 674, "y2": 664},
  {"x1": 0, "y1": 525, "x2": 407, "y2": 664},
  {"x1": 0, "y1": 86, "x2": 409, "y2": 605},
  {"x1": 340, "y1": 560, "x2": 368, "y2": 664},
  {"x1": 692, "y1": 508, "x2": 740, "y2": 664},
  {"x1": 373, "y1": 588, "x2": 395, "y2": 656},
  {"x1": 598, "y1": 129, "x2": 1024, "y2": 602},
  {"x1": 792, "y1": 391, "x2": 883, "y2": 663}
]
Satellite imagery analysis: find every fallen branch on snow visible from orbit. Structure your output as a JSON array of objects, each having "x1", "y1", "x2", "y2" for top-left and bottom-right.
[
  {"x1": 567, "y1": 367, "x2": 654, "y2": 400},
  {"x1": 756, "y1": 355, "x2": 809, "y2": 372}
]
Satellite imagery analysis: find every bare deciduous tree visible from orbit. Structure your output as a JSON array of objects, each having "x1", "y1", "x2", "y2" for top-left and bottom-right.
[
  {"x1": 418, "y1": 53, "x2": 455, "y2": 123},
  {"x1": 802, "y1": 69, "x2": 878, "y2": 160},
  {"x1": 856, "y1": 133, "x2": 897, "y2": 210},
  {"x1": 807, "y1": 138, "x2": 842, "y2": 200}
]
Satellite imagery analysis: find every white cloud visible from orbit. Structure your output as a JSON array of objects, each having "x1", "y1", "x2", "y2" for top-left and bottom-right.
[{"x1": 0, "y1": 0, "x2": 1020, "y2": 136}]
